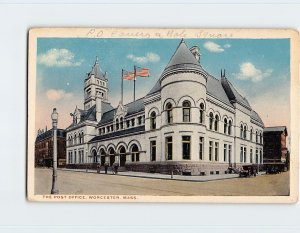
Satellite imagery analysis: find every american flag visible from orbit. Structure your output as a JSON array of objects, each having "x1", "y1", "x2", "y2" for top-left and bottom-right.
[
  {"x1": 135, "y1": 66, "x2": 150, "y2": 77},
  {"x1": 122, "y1": 70, "x2": 135, "y2": 80}
]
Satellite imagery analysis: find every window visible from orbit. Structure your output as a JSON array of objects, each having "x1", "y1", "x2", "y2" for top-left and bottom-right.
[
  {"x1": 256, "y1": 132, "x2": 258, "y2": 143},
  {"x1": 224, "y1": 144, "x2": 227, "y2": 162},
  {"x1": 260, "y1": 133, "x2": 263, "y2": 144},
  {"x1": 68, "y1": 151, "x2": 73, "y2": 164},
  {"x1": 214, "y1": 142, "x2": 219, "y2": 161},
  {"x1": 166, "y1": 137, "x2": 173, "y2": 160},
  {"x1": 150, "y1": 112, "x2": 156, "y2": 130},
  {"x1": 228, "y1": 145, "x2": 232, "y2": 164},
  {"x1": 260, "y1": 150, "x2": 263, "y2": 164},
  {"x1": 182, "y1": 101, "x2": 191, "y2": 122},
  {"x1": 228, "y1": 120, "x2": 232, "y2": 135},
  {"x1": 111, "y1": 125, "x2": 114, "y2": 132},
  {"x1": 250, "y1": 129, "x2": 253, "y2": 141},
  {"x1": 243, "y1": 126, "x2": 247, "y2": 139},
  {"x1": 116, "y1": 119, "x2": 119, "y2": 130},
  {"x1": 209, "y1": 141, "x2": 213, "y2": 161},
  {"x1": 131, "y1": 144, "x2": 139, "y2": 162},
  {"x1": 250, "y1": 149, "x2": 253, "y2": 163},
  {"x1": 199, "y1": 137, "x2": 204, "y2": 160},
  {"x1": 74, "y1": 150, "x2": 77, "y2": 164},
  {"x1": 214, "y1": 115, "x2": 219, "y2": 131},
  {"x1": 74, "y1": 134, "x2": 77, "y2": 145},
  {"x1": 92, "y1": 150, "x2": 97, "y2": 163},
  {"x1": 209, "y1": 112, "x2": 214, "y2": 130},
  {"x1": 120, "y1": 117, "x2": 124, "y2": 129},
  {"x1": 199, "y1": 103, "x2": 204, "y2": 124},
  {"x1": 166, "y1": 103, "x2": 173, "y2": 124},
  {"x1": 224, "y1": 118, "x2": 227, "y2": 134},
  {"x1": 79, "y1": 150, "x2": 84, "y2": 163},
  {"x1": 255, "y1": 149, "x2": 259, "y2": 163},
  {"x1": 126, "y1": 120, "x2": 130, "y2": 128},
  {"x1": 182, "y1": 136, "x2": 191, "y2": 160},
  {"x1": 150, "y1": 141, "x2": 156, "y2": 161},
  {"x1": 138, "y1": 116, "x2": 142, "y2": 125},
  {"x1": 243, "y1": 147, "x2": 247, "y2": 163},
  {"x1": 240, "y1": 124, "x2": 243, "y2": 138},
  {"x1": 107, "y1": 126, "x2": 110, "y2": 133},
  {"x1": 240, "y1": 147, "x2": 243, "y2": 163}
]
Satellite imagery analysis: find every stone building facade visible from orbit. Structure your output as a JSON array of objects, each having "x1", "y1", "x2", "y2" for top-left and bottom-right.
[{"x1": 66, "y1": 40, "x2": 264, "y2": 175}]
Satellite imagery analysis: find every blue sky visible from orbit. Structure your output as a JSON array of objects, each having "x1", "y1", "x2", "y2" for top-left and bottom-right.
[{"x1": 36, "y1": 38, "x2": 290, "y2": 132}]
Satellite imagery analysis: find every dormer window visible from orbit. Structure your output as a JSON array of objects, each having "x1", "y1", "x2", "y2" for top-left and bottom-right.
[
  {"x1": 120, "y1": 117, "x2": 124, "y2": 129},
  {"x1": 116, "y1": 119, "x2": 119, "y2": 130}
]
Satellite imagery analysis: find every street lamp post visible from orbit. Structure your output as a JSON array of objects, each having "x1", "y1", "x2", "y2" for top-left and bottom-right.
[{"x1": 51, "y1": 108, "x2": 59, "y2": 194}]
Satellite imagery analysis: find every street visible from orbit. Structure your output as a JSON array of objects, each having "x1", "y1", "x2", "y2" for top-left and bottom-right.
[{"x1": 35, "y1": 168, "x2": 289, "y2": 196}]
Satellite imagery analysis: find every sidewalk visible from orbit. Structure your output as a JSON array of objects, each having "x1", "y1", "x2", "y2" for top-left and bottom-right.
[{"x1": 59, "y1": 168, "x2": 243, "y2": 182}]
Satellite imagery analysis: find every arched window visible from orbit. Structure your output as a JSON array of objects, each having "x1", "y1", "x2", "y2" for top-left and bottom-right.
[
  {"x1": 224, "y1": 118, "x2": 228, "y2": 134},
  {"x1": 243, "y1": 125, "x2": 247, "y2": 139},
  {"x1": 150, "y1": 111, "x2": 156, "y2": 130},
  {"x1": 92, "y1": 150, "x2": 97, "y2": 163},
  {"x1": 120, "y1": 117, "x2": 124, "y2": 129},
  {"x1": 74, "y1": 134, "x2": 77, "y2": 145},
  {"x1": 250, "y1": 128, "x2": 253, "y2": 141},
  {"x1": 256, "y1": 131, "x2": 258, "y2": 143},
  {"x1": 182, "y1": 101, "x2": 191, "y2": 122},
  {"x1": 81, "y1": 132, "x2": 84, "y2": 143},
  {"x1": 166, "y1": 103, "x2": 173, "y2": 124},
  {"x1": 79, "y1": 133, "x2": 82, "y2": 143},
  {"x1": 260, "y1": 132, "x2": 263, "y2": 144},
  {"x1": 214, "y1": 115, "x2": 219, "y2": 131},
  {"x1": 228, "y1": 120, "x2": 232, "y2": 135},
  {"x1": 116, "y1": 118, "x2": 119, "y2": 130},
  {"x1": 199, "y1": 103, "x2": 205, "y2": 124},
  {"x1": 240, "y1": 124, "x2": 243, "y2": 138},
  {"x1": 209, "y1": 112, "x2": 214, "y2": 130},
  {"x1": 131, "y1": 144, "x2": 139, "y2": 162}
]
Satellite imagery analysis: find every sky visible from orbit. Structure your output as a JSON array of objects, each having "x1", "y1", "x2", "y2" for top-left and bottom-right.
[{"x1": 35, "y1": 38, "x2": 290, "y2": 135}]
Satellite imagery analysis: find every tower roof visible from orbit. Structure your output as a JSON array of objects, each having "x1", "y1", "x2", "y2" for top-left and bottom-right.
[
  {"x1": 88, "y1": 56, "x2": 107, "y2": 80},
  {"x1": 161, "y1": 39, "x2": 204, "y2": 79}
]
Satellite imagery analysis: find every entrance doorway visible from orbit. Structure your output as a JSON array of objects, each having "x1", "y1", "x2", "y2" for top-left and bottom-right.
[
  {"x1": 119, "y1": 146, "x2": 126, "y2": 167},
  {"x1": 109, "y1": 148, "x2": 115, "y2": 166}
]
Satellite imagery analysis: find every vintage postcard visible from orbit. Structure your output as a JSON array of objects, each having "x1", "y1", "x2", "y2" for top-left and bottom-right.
[{"x1": 27, "y1": 28, "x2": 299, "y2": 203}]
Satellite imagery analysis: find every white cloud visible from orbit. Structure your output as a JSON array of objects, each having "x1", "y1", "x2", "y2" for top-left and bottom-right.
[
  {"x1": 204, "y1": 41, "x2": 230, "y2": 53},
  {"x1": 224, "y1": 43, "x2": 231, "y2": 48},
  {"x1": 236, "y1": 62, "x2": 273, "y2": 82},
  {"x1": 127, "y1": 52, "x2": 160, "y2": 64},
  {"x1": 38, "y1": 48, "x2": 83, "y2": 67},
  {"x1": 46, "y1": 89, "x2": 73, "y2": 101}
]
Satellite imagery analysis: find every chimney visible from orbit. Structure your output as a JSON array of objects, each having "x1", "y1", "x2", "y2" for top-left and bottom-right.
[
  {"x1": 96, "y1": 94, "x2": 102, "y2": 122},
  {"x1": 190, "y1": 46, "x2": 200, "y2": 63}
]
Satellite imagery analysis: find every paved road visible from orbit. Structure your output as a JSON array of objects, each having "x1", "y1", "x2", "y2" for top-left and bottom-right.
[{"x1": 35, "y1": 168, "x2": 289, "y2": 196}]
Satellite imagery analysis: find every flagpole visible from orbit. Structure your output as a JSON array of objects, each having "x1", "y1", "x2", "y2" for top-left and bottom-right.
[
  {"x1": 133, "y1": 65, "x2": 136, "y2": 102},
  {"x1": 121, "y1": 69, "x2": 123, "y2": 105}
]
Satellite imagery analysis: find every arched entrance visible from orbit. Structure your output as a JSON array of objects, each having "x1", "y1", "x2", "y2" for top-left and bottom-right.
[
  {"x1": 119, "y1": 146, "x2": 126, "y2": 167},
  {"x1": 100, "y1": 149, "x2": 105, "y2": 166},
  {"x1": 109, "y1": 148, "x2": 115, "y2": 166}
]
